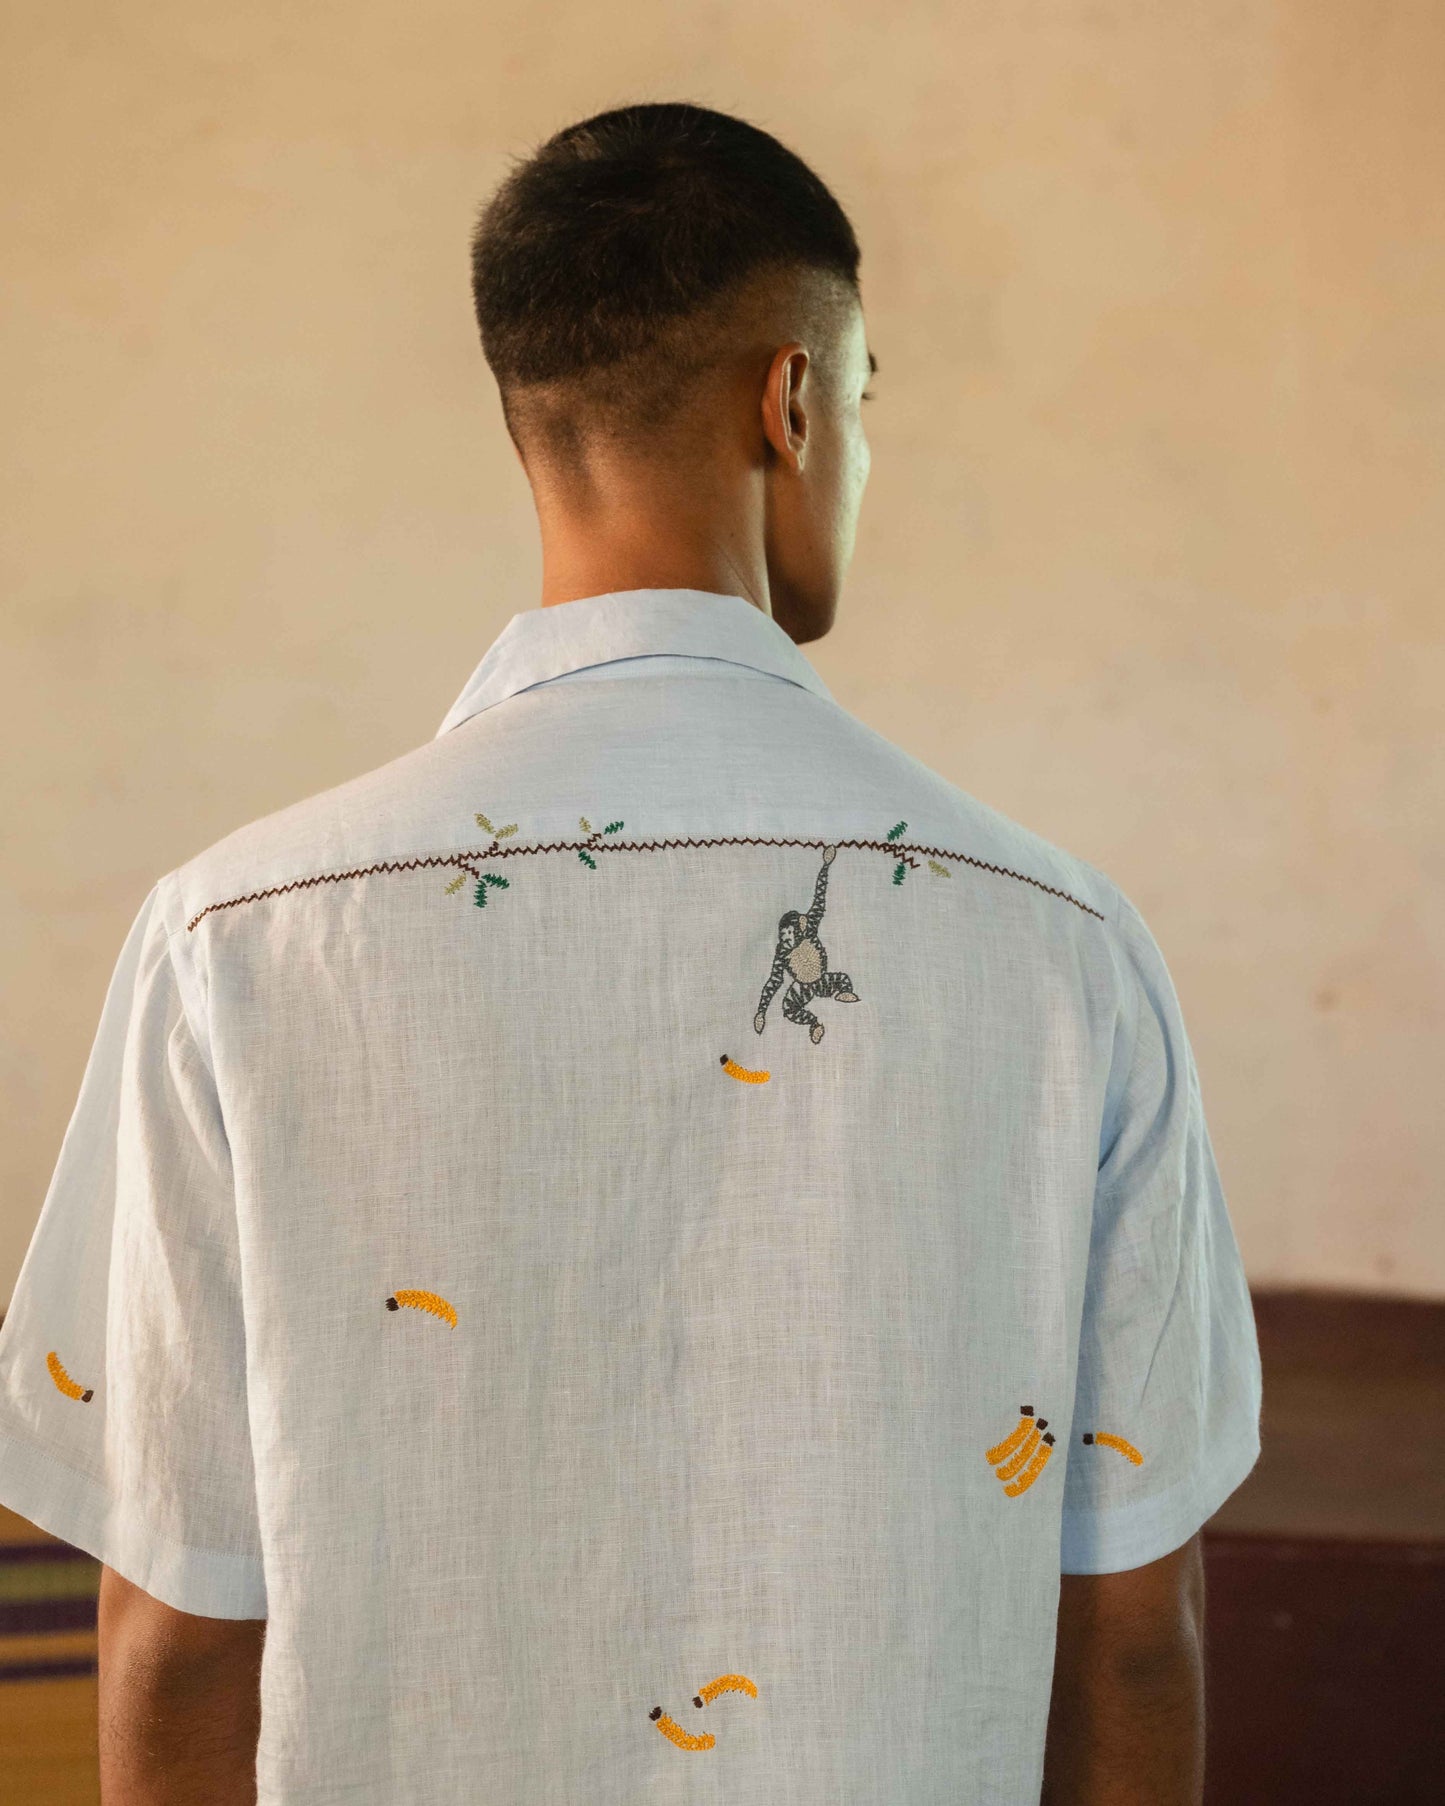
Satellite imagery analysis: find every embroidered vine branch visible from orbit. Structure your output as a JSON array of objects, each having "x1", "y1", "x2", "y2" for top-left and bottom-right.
[{"x1": 187, "y1": 826, "x2": 1105, "y2": 931}]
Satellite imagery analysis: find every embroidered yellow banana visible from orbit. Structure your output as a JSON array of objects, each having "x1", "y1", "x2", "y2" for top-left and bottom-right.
[
  {"x1": 719, "y1": 1054, "x2": 770, "y2": 1084},
  {"x1": 1083, "y1": 1431, "x2": 1144, "y2": 1466},
  {"x1": 47, "y1": 1350, "x2": 94, "y2": 1402},
  {"x1": 649, "y1": 1711, "x2": 716, "y2": 1751},
  {"x1": 384, "y1": 1289, "x2": 458, "y2": 1327}
]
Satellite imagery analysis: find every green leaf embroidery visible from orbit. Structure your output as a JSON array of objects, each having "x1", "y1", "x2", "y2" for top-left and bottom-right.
[
  {"x1": 473, "y1": 873, "x2": 510, "y2": 907},
  {"x1": 603, "y1": 820, "x2": 624, "y2": 834},
  {"x1": 578, "y1": 850, "x2": 597, "y2": 869},
  {"x1": 893, "y1": 861, "x2": 908, "y2": 885},
  {"x1": 886, "y1": 820, "x2": 908, "y2": 842}
]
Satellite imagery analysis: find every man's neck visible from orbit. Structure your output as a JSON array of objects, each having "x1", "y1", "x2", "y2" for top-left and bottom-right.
[
  {"x1": 528, "y1": 447, "x2": 772, "y2": 616},
  {"x1": 539, "y1": 549, "x2": 769, "y2": 614}
]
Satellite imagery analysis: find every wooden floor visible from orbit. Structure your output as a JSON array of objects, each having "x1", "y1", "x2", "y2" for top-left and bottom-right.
[
  {"x1": 3, "y1": 1288, "x2": 1442, "y2": 1803},
  {"x1": 1211, "y1": 1290, "x2": 1445, "y2": 1541},
  {"x1": 1203, "y1": 1531, "x2": 1442, "y2": 1803},
  {"x1": 2, "y1": 1669, "x2": 100, "y2": 1806}
]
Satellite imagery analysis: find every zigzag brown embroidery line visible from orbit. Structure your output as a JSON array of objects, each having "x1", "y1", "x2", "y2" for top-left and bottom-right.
[{"x1": 185, "y1": 834, "x2": 1107, "y2": 931}]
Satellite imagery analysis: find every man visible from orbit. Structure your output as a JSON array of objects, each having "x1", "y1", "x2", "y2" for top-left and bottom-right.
[{"x1": 0, "y1": 103, "x2": 1260, "y2": 1803}]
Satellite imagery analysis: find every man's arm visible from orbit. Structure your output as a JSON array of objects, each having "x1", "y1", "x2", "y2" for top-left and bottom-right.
[
  {"x1": 97, "y1": 1564, "x2": 266, "y2": 1805},
  {"x1": 804, "y1": 843, "x2": 835, "y2": 932},
  {"x1": 1041, "y1": 1533, "x2": 1206, "y2": 1806}
]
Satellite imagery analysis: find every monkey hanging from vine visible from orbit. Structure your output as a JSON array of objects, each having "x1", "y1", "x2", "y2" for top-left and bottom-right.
[{"x1": 754, "y1": 846, "x2": 860, "y2": 1044}]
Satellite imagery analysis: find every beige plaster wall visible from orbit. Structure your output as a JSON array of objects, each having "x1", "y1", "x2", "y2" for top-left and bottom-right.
[{"x1": 3, "y1": 1, "x2": 1442, "y2": 1302}]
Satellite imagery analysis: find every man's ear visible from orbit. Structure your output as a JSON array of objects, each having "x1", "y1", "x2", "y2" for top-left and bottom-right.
[{"x1": 761, "y1": 343, "x2": 810, "y2": 474}]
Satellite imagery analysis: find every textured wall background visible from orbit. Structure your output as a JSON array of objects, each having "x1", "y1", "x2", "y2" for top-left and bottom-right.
[{"x1": 3, "y1": 0, "x2": 1442, "y2": 1300}]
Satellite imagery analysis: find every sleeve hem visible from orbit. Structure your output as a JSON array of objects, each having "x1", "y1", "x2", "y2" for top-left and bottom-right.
[
  {"x1": 0, "y1": 1423, "x2": 268, "y2": 1619},
  {"x1": 1058, "y1": 1420, "x2": 1262, "y2": 1575}
]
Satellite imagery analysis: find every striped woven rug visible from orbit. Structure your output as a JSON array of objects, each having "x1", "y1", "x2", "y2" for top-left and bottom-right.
[{"x1": 1, "y1": 1503, "x2": 98, "y2": 1684}]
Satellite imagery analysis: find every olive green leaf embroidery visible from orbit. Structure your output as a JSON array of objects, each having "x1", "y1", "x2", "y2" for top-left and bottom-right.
[
  {"x1": 578, "y1": 815, "x2": 624, "y2": 869},
  {"x1": 445, "y1": 810, "x2": 628, "y2": 902},
  {"x1": 442, "y1": 808, "x2": 522, "y2": 907},
  {"x1": 881, "y1": 820, "x2": 947, "y2": 885},
  {"x1": 446, "y1": 811, "x2": 957, "y2": 912}
]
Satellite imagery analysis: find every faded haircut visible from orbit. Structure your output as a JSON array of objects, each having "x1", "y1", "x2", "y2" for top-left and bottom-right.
[{"x1": 469, "y1": 102, "x2": 861, "y2": 452}]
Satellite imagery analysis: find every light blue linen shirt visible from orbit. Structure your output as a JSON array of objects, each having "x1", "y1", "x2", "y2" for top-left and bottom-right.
[{"x1": 0, "y1": 588, "x2": 1261, "y2": 1804}]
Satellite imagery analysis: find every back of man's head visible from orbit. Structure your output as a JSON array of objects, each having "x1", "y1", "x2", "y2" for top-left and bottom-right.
[{"x1": 470, "y1": 102, "x2": 862, "y2": 463}]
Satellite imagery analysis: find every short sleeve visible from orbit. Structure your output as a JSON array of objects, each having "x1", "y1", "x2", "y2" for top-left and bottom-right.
[
  {"x1": 0, "y1": 876, "x2": 267, "y2": 1618},
  {"x1": 1059, "y1": 887, "x2": 1262, "y2": 1575}
]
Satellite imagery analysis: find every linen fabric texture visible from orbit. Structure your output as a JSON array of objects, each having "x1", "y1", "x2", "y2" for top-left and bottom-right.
[{"x1": 0, "y1": 589, "x2": 1261, "y2": 1804}]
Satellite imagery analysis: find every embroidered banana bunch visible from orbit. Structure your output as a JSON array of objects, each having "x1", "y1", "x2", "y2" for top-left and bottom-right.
[{"x1": 985, "y1": 1405, "x2": 1056, "y2": 1498}]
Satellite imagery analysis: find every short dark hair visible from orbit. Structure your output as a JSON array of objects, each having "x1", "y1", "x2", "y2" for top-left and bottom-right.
[{"x1": 469, "y1": 102, "x2": 861, "y2": 443}]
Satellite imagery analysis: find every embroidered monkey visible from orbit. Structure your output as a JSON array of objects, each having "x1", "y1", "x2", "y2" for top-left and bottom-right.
[{"x1": 754, "y1": 845, "x2": 860, "y2": 1044}]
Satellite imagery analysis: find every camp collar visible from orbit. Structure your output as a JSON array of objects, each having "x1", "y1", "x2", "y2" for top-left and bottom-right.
[{"x1": 435, "y1": 588, "x2": 834, "y2": 737}]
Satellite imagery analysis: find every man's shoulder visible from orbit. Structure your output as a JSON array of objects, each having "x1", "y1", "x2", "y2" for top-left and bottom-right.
[
  {"x1": 937, "y1": 786, "x2": 1118, "y2": 926},
  {"x1": 836, "y1": 713, "x2": 1122, "y2": 930},
  {"x1": 164, "y1": 728, "x2": 482, "y2": 934},
  {"x1": 157, "y1": 694, "x2": 1126, "y2": 941}
]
